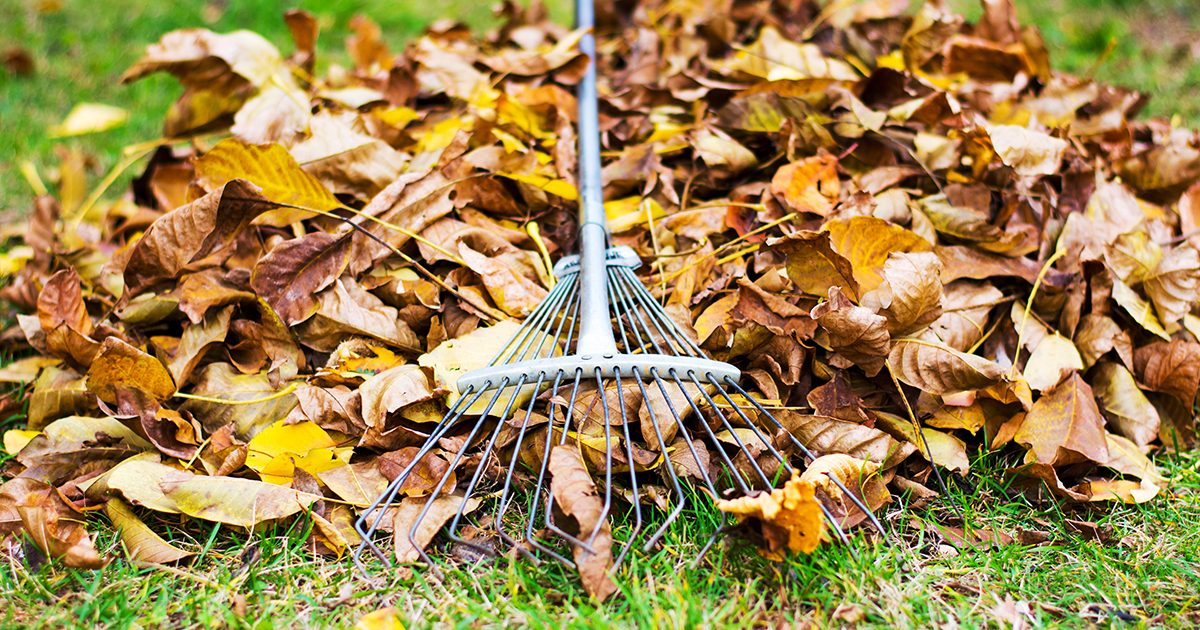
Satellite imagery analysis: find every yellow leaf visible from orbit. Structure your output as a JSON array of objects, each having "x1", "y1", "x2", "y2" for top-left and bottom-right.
[
  {"x1": 716, "y1": 470, "x2": 824, "y2": 558},
  {"x1": 419, "y1": 320, "x2": 559, "y2": 414},
  {"x1": 356, "y1": 607, "x2": 407, "y2": 630},
  {"x1": 105, "y1": 499, "x2": 194, "y2": 564},
  {"x1": 245, "y1": 419, "x2": 338, "y2": 480},
  {"x1": 605, "y1": 197, "x2": 666, "y2": 233},
  {"x1": 496, "y1": 172, "x2": 579, "y2": 200},
  {"x1": 193, "y1": 138, "x2": 341, "y2": 226},
  {"x1": 257, "y1": 448, "x2": 348, "y2": 485},
  {"x1": 4, "y1": 430, "x2": 40, "y2": 455},
  {"x1": 48, "y1": 103, "x2": 128, "y2": 137}
]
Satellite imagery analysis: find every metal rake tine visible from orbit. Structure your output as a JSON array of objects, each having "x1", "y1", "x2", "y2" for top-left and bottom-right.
[
  {"x1": 487, "y1": 371, "x2": 552, "y2": 564},
  {"x1": 615, "y1": 267, "x2": 704, "y2": 357},
  {"x1": 653, "y1": 369, "x2": 752, "y2": 495},
  {"x1": 440, "y1": 374, "x2": 536, "y2": 557},
  {"x1": 502, "y1": 275, "x2": 577, "y2": 364},
  {"x1": 700, "y1": 373, "x2": 854, "y2": 546},
  {"x1": 543, "y1": 369, "x2": 602, "y2": 555},
  {"x1": 628, "y1": 368, "x2": 690, "y2": 552},
  {"x1": 587, "y1": 367, "x2": 615, "y2": 550},
  {"x1": 643, "y1": 367, "x2": 740, "y2": 563},
  {"x1": 609, "y1": 269, "x2": 673, "y2": 356},
  {"x1": 721, "y1": 376, "x2": 887, "y2": 536},
  {"x1": 681, "y1": 370, "x2": 776, "y2": 488},
  {"x1": 521, "y1": 369, "x2": 577, "y2": 567},
  {"x1": 353, "y1": 384, "x2": 485, "y2": 571},
  {"x1": 405, "y1": 377, "x2": 515, "y2": 567},
  {"x1": 610, "y1": 368, "x2": 644, "y2": 569}
]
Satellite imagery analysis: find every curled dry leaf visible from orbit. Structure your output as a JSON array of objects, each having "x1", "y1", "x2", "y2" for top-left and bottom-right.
[
  {"x1": 888, "y1": 338, "x2": 1005, "y2": 395},
  {"x1": 799, "y1": 454, "x2": 889, "y2": 528},
  {"x1": 250, "y1": 231, "x2": 352, "y2": 326},
  {"x1": 873, "y1": 251, "x2": 944, "y2": 336},
  {"x1": 86, "y1": 337, "x2": 176, "y2": 404},
  {"x1": 123, "y1": 179, "x2": 272, "y2": 298},
  {"x1": 812, "y1": 288, "x2": 890, "y2": 377},
  {"x1": 0, "y1": 477, "x2": 106, "y2": 568},
  {"x1": 771, "y1": 231, "x2": 860, "y2": 300},
  {"x1": 716, "y1": 470, "x2": 824, "y2": 559},
  {"x1": 549, "y1": 445, "x2": 617, "y2": 601},
  {"x1": 1014, "y1": 373, "x2": 1109, "y2": 466},
  {"x1": 1133, "y1": 341, "x2": 1200, "y2": 406}
]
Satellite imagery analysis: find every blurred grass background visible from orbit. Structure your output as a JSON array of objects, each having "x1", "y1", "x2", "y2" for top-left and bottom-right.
[{"x1": 0, "y1": 0, "x2": 1197, "y2": 217}]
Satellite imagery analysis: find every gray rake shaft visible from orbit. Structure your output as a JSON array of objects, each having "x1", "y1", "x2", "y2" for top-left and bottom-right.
[{"x1": 352, "y1": 0, "x2": 883, "y2": 574}]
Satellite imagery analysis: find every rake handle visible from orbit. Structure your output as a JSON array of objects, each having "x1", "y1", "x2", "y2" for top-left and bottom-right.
[{"x1": 574, "y1": 0, "x2": 620, "y2": 357}]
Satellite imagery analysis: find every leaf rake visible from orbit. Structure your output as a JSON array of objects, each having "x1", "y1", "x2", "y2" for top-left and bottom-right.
[{"x1": 353, "y1": 0, "x2": 883, "y2": 577}]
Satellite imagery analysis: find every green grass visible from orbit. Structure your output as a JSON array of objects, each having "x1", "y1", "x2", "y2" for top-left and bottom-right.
[{"x1": 1, "y1": 436, "x2": 1197, "y2": 629}]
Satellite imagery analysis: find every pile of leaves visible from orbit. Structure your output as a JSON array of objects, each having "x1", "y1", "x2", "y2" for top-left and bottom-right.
[{"x1": 2, "y1": 0, "x2": 1199, "y2": 596}]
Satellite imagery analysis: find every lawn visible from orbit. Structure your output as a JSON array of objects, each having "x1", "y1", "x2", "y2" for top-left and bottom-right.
[{"x1": 2, "y1": 0, "x2": 1200, "y2": 628}]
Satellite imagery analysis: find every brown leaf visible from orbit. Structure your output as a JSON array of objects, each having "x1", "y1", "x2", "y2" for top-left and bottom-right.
[
  {"x1": 250, "y1": 232, "x2": 352, "y2": 325},
  {"x1": 922, "y1": 280, "x2": 1004, "y2": 352},
  {"x1": 888, "y1": 338, "x2": 1006, "y2": 395},
  {"x1": 773, "y1": 231, "x2": 860, "y2": 300},
  {"x1": 812, "y1": 288, "x2": 890, "y2": 377},
  {"x1": 1133, "y1": 340, "x2": 1200, "y2": 406},
  {"x1": 87, "y1": 337, "x2": 176, "y2": 405},
  {"x1": 459, "y1": 245, "x2": 548, "y2": 318},
  {"x1": 123, "y1": 179, "x2": 272, "y2": 298},
  {"x1": 776, "y1": 410, "x2": 915, "y2": 468},
  {"x1": 549, "y1": 445, "x2": 617, "y2": 601},
  {"x1": 294, "y1": 277, "x2": 421, "y2": 353},
  {"x1": 1143, "y1": 244, "x2": 1200, "y2": 324},
  {"x1": 166, "y1": 305, "x2": 232, "y2": 387},
  {"x1": 807, "y1": 372, "x2": 871, "y2": 424},
  {"x1": 379, "y1": 447, "x2": 454, "y2": 498},
  {"x1": 873, "y1": 252, "x2": 944, "y2": 336},
  {"x1": 1014, "y1": 373, "x2": 1109, "y2": 465},
  {"x1": 390, "y1": 494, "x2": 480, "y2": 563},
  {"x1": 0, "y1": 478, "x2": 105, "y2": 569}
]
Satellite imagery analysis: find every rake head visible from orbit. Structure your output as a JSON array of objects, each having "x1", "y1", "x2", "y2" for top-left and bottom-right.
[{"x1": 352, "y1": 246, "x2": 883, "y2": 574}]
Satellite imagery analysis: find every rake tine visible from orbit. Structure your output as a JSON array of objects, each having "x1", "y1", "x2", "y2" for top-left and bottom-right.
[
  {"x1": 353, "y1": 383, "x2": 484, "y2": 570},
  {"x1": 543, "y1": 369, "x2": 601, "y2": 555},
  {"x1": 700, "y1": 373, "x2": 854, "y2": 546},
  {"x1": 629, "y1": 368, "x2": 689, "y2": 552},
  {"x1": 610, "y1": 368, "x2": 644, "y2": 569},
  {"x1": 440, "y1": 375, "x2": 534, "y2": 553},
  {"x1": 589, "y1": 368, "x2": 615, "y2": 549},
  {"x1": 521, "y1": 369, "x2": 577, "y2": 567},
  {"x1": 487, "y1": 371, "x2": 552, "y2": 564},
  {"x1": 405, "y1": 378, "x2": 515, "y2": 567}
]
